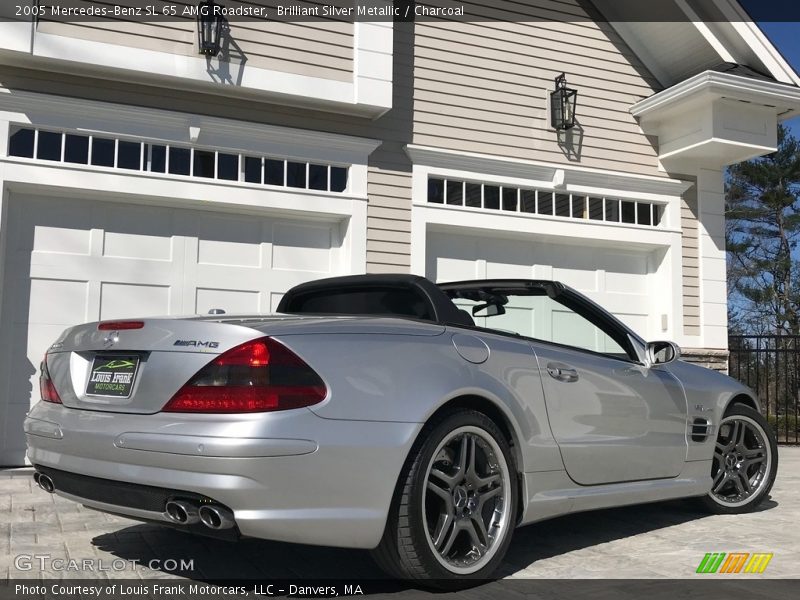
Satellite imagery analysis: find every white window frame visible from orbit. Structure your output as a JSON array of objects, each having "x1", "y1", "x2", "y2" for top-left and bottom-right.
[{"x1": 407, "y1": 148, "x2": 693, "y2": 346}]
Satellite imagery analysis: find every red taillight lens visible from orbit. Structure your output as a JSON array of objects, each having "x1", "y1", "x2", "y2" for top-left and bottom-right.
[
  {"x1": 162, "y1": 337, "x2": 326, "y2": 413},
  {"x1": 98, "y1": 321, "x2": 144, "y2": 330},
  {"x1": 39, "y1": 355, "x2": 62, "y2": 404}
]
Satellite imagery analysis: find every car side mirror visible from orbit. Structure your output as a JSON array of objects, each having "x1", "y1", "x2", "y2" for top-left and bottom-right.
[
  {"x1": 646, "y1": 341, "x2": 681, "y2": 366},
  {"x1": 472, "y1": 303, "x2": 506, "y2": 317}
]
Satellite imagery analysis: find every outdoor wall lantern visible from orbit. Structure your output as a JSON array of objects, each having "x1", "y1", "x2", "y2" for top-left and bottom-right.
[
  {"x1": 550, "y1": 73, "x2": 578, "y2": 130},
  {"x1": 197, "y1": 0, "x2": 224, "y2": 56}
]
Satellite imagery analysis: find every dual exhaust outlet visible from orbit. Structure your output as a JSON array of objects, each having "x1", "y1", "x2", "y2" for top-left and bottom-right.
[
  {"x1": 164, "y1": 500, "x2": 235, "y2": 530},
  {"x1": 33, "y1": 472, "x2": 233, "y2": 531}
]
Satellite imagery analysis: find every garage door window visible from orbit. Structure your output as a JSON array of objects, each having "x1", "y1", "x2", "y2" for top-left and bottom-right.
[
  {"x1": 8, "y1": 125, "x2": 349, "y2": 193},
  {"x1": 36, "y1": 131, "x2": 62, "y2": 161},
  {"x1": 64, "y1": 134, "x2": 89, "y2": 164},
  {"x1": 427, "y1": 176, "x2": 663, "y2": 228}
]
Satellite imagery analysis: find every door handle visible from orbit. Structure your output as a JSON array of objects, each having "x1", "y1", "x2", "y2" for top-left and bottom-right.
[{"x1": 546, "y1": 363, "x2": 579, "y2": 383}]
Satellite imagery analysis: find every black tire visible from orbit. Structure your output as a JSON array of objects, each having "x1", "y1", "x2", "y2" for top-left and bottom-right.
[
  {"x1": 700, "y1": 403, "x2": 778, "y2": 514},
  {"x1": 371, "y1": 409, "x2": 518, "y2": 588}
]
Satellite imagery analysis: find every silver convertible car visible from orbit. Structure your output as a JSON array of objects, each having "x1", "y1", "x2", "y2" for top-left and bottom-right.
[{"x1": 25, "y1": 275, "x2": 777, "y2": 583}]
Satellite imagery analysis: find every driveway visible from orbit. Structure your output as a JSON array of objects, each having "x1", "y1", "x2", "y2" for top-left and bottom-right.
[{"x1": 1, "y1": 448, "x2": 798, "y2": 589}]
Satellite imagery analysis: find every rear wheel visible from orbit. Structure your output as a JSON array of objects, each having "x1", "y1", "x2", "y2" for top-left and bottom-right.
[
  {"x1": 701, "y1": 404, "x2": 777, "y2": 514},
  {"x1": 372, "y1": 410, "x2": 518, "y2": 586}
]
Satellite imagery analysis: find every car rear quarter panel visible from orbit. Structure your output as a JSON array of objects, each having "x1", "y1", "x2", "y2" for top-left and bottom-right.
[
  {"x1": 274, "y1": 329, "x2": 564, "y2": 474},
  {"x1": 25, "y1": 401, "x2": 421, "y2": 548}
]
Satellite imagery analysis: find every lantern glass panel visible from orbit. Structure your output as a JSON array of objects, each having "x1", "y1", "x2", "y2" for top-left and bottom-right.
[
  {"x1": 551, "y1": 76, "x2": 577, "y2": 130},
  {"x1": 197, "y1": 1, "x2": 222, "y2": 55}
]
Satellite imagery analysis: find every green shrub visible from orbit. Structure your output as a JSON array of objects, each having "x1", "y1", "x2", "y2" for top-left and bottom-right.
[{"x1": 766, "y1": 414, "x2": 799, "y2": 442}]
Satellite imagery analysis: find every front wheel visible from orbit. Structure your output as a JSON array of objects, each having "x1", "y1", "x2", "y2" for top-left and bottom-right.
[
  {"x1": 372, "y1": 410, "x2": 518, "y2": 586},
  {"x1": 701, "y1": 404, "x2": 778, "y2": 514}
]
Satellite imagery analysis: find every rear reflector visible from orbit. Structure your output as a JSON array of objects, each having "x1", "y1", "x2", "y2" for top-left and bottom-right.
[
  {"x1": 98, "y1": 321, "x2": 144, "y2": 330},
  {"x1": 39, "y1": 355, "x2": 62, "y2": 404},
  {"x1": 162, "y1": 337, "x2": 326, "y2": 413}
]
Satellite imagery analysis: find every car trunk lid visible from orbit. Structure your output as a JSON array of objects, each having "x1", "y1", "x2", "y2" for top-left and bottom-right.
[{"x1": 45, "y1": 319, "x2": 264, "y2": 414}]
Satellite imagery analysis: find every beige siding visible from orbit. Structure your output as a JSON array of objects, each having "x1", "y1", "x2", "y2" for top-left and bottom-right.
[
  {"x1": 682, "y1": 181, "x2": 701, "y2": 336},
  {"x1": 37, "y1": 1, "x2": 354, "y2": 82},
  {"x1": 412, "y1": 0, "x2": 665, "y2": 176},
  {"x1": 367, "y1": 167, "x2": 412, "y2": 271}
]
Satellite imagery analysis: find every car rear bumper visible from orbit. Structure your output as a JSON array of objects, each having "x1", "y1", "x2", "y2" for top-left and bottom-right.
[{"x1": 25, "y1": 401, "x2": 422, "y2": 549}]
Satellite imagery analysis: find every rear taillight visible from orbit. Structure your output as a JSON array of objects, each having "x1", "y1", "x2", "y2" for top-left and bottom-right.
[
  {"x1": 39, "y1": 355, "x2": 62, "y2": 404},
  {"x1": 162, "y1": 337, "x2": 326, "y2": 413}
]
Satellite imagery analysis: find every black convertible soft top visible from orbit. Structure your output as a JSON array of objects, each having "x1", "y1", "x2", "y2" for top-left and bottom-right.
[{"x1": 277, "y1": 274, "x2": 474, "y2": 326}]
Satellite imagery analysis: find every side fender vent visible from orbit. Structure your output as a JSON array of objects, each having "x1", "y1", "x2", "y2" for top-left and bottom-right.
[{"x1": 691, "y1": 418, "x2": 713, "y2": 442}]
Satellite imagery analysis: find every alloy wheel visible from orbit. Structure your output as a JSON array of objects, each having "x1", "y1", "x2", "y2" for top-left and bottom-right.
[
  {"x1": 710, "y1": 415, "x2": 772, "y2": 507},
  {"x1": 422, "y1": 425, "x2": 512, "y2": 574}
]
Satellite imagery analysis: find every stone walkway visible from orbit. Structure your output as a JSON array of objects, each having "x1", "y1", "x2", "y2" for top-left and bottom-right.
[{"x1": 1, "y1": 448, "x2": 798, "y2": 582}]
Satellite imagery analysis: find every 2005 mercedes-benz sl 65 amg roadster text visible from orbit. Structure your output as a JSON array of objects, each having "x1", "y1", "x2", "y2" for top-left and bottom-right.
[{"x1": 25, "y1": 275, "x2": 777, "y2": 584}]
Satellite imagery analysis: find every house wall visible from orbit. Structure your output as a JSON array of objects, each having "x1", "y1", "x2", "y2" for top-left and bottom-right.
[
  {"x1": 411, "y1": 0, "x2": 665, "y2": 176},
  {"x1": 38, "y1": 12, "x2": 355, "y2": 82},
  {"x1": 0, "y1": 4, "x2": 709, "y2": 336}
]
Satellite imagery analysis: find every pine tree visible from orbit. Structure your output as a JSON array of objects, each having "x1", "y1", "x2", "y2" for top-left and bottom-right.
[{"x1": 726, "y1": 125, "x2": 800, "y2": 335}]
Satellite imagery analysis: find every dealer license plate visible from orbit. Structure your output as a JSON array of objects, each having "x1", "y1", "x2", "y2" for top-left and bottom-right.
[{"x1": 85, "y1": 355, "x2": 140, "y2": 398}]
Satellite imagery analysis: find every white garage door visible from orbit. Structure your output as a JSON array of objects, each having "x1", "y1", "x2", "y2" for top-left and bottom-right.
[
  {"x1": 0, "y1": 193, "x2": 347, "y2": 464},
  {"x1": 426, "y1": 231, "x2": 653, "y2": 341}
]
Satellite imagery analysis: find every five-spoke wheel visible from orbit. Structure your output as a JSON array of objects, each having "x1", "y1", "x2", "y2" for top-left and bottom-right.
[
  {"x1": 373, "y1": 410, "x2": 517, "y2": 586},
  {"x1": 703, "y1": 404, "x2": 777, "y2": 514},
  {"x1": 423, "y1": 426, "x2": 511, "y2": 573}
]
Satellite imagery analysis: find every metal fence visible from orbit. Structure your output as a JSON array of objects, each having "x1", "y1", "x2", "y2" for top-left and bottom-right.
[{"x1": 728, "y1": 335, "x2": 800, "y2": 445}]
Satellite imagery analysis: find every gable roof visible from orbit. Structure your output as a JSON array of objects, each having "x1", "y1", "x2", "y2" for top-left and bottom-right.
[{"x1": 590, "y1": 0, "x2": 800, "y2": 89}]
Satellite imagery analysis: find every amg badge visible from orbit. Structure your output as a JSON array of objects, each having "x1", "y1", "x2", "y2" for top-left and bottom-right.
[{"x1": 173, "y1": 340, "x2": 220, "y2": 348}]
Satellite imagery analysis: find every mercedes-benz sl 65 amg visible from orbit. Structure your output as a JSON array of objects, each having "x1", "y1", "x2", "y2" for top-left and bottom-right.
[{"x1": 25, "y1": 275, "x2": 777, "y2": 584}]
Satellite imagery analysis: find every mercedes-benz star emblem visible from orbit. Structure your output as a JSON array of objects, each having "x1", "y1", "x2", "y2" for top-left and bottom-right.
[{"x1": 103, "y1": 331, "x2": 120, "y2": 348}]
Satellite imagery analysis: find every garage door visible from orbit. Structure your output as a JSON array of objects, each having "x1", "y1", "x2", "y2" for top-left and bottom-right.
[
  {"x1": 426, "y1": 231, "x2": 653, "y2": 340},
  {"x1": 0, "y1": 193, "x2": 346, "y2": 463}
]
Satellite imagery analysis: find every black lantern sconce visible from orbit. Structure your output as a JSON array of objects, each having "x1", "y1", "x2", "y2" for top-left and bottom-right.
[
  {"x1": 197, "y1": 0, "x2": 224, "y2": 56},
  {"x1": 550, "y1": 73, "x2": 578, "y2": 131}
]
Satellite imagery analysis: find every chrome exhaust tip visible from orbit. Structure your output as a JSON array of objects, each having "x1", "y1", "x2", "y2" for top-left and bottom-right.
[
  {"x1": 198, "y1": 505, "x2": 235, "y2": 530},
  {"x1": 37, "y1": 473, "x2": 55, "y2": 493},
  {"x1": 164, "y1": 500, "x2": 200, "y2": 525}
]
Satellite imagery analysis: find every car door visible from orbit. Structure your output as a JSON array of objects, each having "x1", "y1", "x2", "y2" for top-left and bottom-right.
[
  {"x1": 444, "y1": 281, "x2": 689, "y2": 485},
  {"x1": 529, "y1": 292, "x2": 688, "y2": 485}
]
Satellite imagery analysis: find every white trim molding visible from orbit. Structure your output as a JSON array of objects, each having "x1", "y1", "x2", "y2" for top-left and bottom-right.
[
  {"x1": 632, "y1": 70, "x2": 800, "y2": 173},
  {"x1": 405, "y1": 144, "x2": 694, "y2": 198},
  {"x1": 0, "y1": 88, "x2": 381, "y2": 196},
  {"x1": 714, "y1": 0, "x2": 800, "y2": 87},
  {"x1": 594, "y1": 0, "x2": 800, "y2": 89},
  {"x1": 0, "y1": 20, "x2": 393, "y2": 118},
  {"x1": 631, "y1": 70, "x2": 800, "y2": 121}
]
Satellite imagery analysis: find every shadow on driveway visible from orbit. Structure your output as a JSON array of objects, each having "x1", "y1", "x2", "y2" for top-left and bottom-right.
[{"x1": 90, "y1": 496, "x2": 778, "y2": 590}]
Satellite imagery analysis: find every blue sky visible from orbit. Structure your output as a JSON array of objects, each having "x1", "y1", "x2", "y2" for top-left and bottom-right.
[{"x1": 757, "y1": 22, "x2": 800, "y2": 137}]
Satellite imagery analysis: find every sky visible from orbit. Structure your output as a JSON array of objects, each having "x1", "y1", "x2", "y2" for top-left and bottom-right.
[{"x1": 757, "y1": 22, "x2": 800, "y2": 138}]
